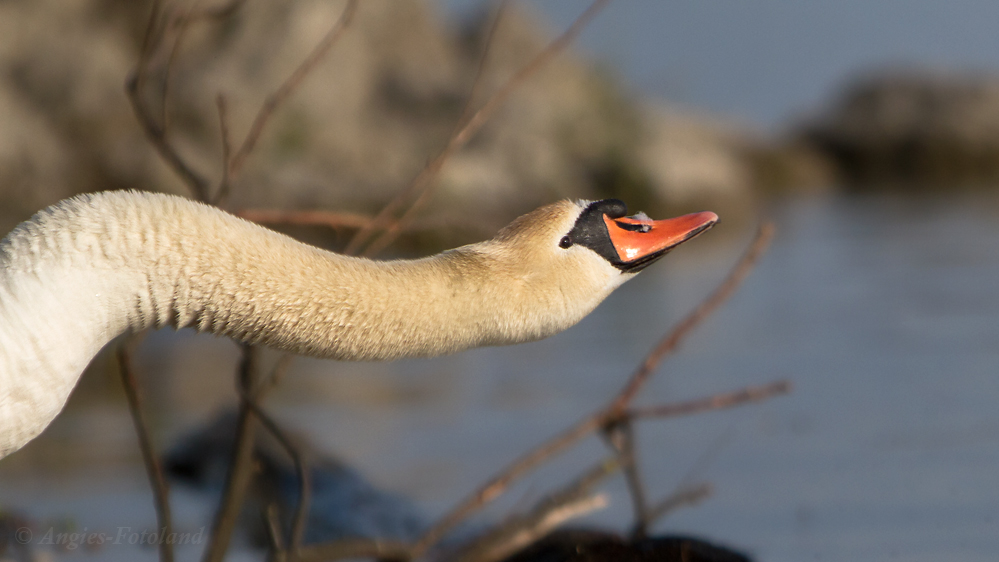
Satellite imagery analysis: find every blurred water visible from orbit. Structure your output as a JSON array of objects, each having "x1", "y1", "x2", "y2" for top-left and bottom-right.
[
  {"x1": 448, "y1": 0, "x2": 999, "y2": 129},
  {"x1": 2, "y1": 192, "x2": 999, "y2": 561}
]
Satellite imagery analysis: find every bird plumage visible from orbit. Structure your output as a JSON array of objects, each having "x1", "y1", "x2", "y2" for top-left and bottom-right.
[{"x1": 0, "y1": 191, "x2": 716, "y2": 458}]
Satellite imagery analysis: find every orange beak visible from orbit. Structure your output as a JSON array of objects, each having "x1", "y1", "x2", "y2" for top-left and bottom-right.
[{"x1": 603, "y1": 211, "x2": 718, "y2": 271}]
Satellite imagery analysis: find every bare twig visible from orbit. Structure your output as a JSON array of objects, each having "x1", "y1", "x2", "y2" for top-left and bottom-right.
[
  {"x1": 349, "y1": 0, "x2": 612, "y2": 257},
  {"x1": 453, "y1": 0, "x2": 511, "y2": 138},
  {"x1": 235, "y1": 379, "x2": 312, "y2": 556},
  {"x1": 129, "y1": 0, "x2": 248, "y2": 203},
  {"x1": 357, "y1": 0, "x2": 509, "y2": 257},
  {"x1": 456, "y1": 459, "x2": 618, "y2": 562},
  {"x1": 160, "y1": 1, "x2": 203, "y2": 130},
  {"x1": 130, "y1": 0, "x2": 353, "y2": 204},
  {"x1": 203, "y1": 345, "x2": 263, "y2": 562},
  {"x1": 220, "y1": 0, "x2": 359, "y2": 201},
  {"x1": 645, "y1": 483, "x2": 713, "y2": 525},
  {"x1": 134, "y1": 0, "x2": 163, "y2": 94},
  {"x1": 617, "y1": 380, "x2": 790, "y2": 535},
  {"x1": 127, "y1": 0, "x2": 212, "y2": 202},
  {"x1": 216, "y1": 94, "x2": 234, "y2": 204},
  {"x1": 602, "y1": 420, "x2": 648, "y2": 537},
  {"x1": 259, "y1": 353, "x2": 296, "y2": 396},
  {"x1": 414, "y1": 414, "x2": 603, "y2": 555},
  {"x1": 628, "y1": 379, "x2": 792, "y2": 421},
  {"x1": 127, "y1": 72, "x2": 212, "y2": 201},
  {"x1": 416, "y1": 224, "x2": 777, "y2": 552},
  {"x1": 265, "y1": 504, "x2": 286, "y2": 554},
  {"x1": 609, "y1": 223, "x2": 776, "y2": 414},
  {"x1": 118, "y1": 338, "x2": 174, "y2": 562}
]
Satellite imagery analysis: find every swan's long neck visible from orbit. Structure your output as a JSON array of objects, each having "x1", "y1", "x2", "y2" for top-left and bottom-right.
[{"x1": 0, "y1": 192, "x2": 598, "y2": 457}]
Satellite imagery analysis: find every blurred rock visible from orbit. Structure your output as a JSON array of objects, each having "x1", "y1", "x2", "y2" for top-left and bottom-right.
[
  {"x1": 501, "y1": 529, "x2": 752, "y2": 562},
  {"x1": 0, "y1": 0, "x2": 777, "y2": 240},
  {"x1": 800, "y1": 68, "x2": 999, "y2": 188},
  {"x1": 166, "y1": 410, "x2": 429, "y2": 547}
]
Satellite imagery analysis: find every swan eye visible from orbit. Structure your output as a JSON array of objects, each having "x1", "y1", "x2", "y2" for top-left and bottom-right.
[{"x1": 559, "y1": 235, "x2": 573, "y2": 249}]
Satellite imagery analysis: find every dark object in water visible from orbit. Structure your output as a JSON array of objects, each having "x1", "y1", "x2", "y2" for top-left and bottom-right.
[
  {"x1": 501, "y1": 529, "x2": 752, "y2": 562},
  {"x1": 166, "y1": 412, "x2": 752, "y2": 562},
  {"x1": 165, "y1": 411, "x2": 427, "y2": 545}
]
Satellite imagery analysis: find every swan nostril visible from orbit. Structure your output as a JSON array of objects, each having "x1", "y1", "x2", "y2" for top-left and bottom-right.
[{"x1": 614, "y1": 220, "x2": 651, "y2": 233}]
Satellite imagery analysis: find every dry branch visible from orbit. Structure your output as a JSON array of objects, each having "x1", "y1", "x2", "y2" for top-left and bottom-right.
[
  {"x1": 454, "y1": 459, "x2": 618, "y2": 562},
  {"x1": 118, "y1": 338, "x2": 175, "y2": 562},
  {"x1": 354, "y1": 0, "x2": 510, "y2": 257},
  {"x1": 629, "y1": 379, "x2": 792, "y2": 421},
  {"x1": 216, "y1": 94, "x2": 234, "y2": 204},
  {"x1": 217, "y1": 0, "x2": 359, "y2": 205},
  {"x1": 203, "y1": 345, "x2": 263, "y2": 562},
  {"x1": 234, "y1": 366, "x2": 313, "y2": 556},
  {"x1": 601, "y1": 420, "x2": 649, "y2": 537},
  {"x1": 347, "y1": 0, "x2": 612, "y2": 257},
  {"x1": 128, "y1": 0, "x2": 244, "y2": 202},
  {"x1": 415, "y1": 223, "x2": 778, "y2": 554},
  {"x1": 645, "y1": 483, "x2": 713, "y2": 526},
  {"x1": 609, "y1": 223, "x2": 776, "y2": 414},
  {"x1": 127, "y1": 71, "x2": 212, "y2": 202}
]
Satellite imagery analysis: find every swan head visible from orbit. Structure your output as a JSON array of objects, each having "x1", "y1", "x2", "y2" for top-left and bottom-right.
[{"x1": 479, "y1": 199, "x2": 718, "y2": 340}]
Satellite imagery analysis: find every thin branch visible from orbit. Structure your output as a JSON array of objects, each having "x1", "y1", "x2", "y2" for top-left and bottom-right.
[
  {"x1": 135, "y1": 0, "x2": 164, "y2": 93},
  {"x1": 636, "y1": 430, "x2": 732, "y2": 537},
  {"x1": 359, "y1": 179, "x2": 434, "y2": 257},
  {"x1": 455, "y1": 459, "x2": 618, "y2": 562},
  {"x1": 258, "y1": 353, "x2": 296, "y2": 396},
  {"x1": 265, "y1": 504, "x2": 286, "y2": 555},
  {"x1": 413, "y1": 415, "x2": 604, "y2": 556},
  {"x1": 127, "y1": 0, "x2": 213, "y2": 202},
  {"x1": 357, "y1": 0, "x2": 509, "y2": 257},
  {"x1": 160, "y1": 1, "x2": 202, "y2": 130},
  {"x1": 117, "y1": 338, "x2": 174, "y2": 562},
  {"x1": 645, "y1": 483, "x2": 713, "y2": 526},
  {"x1": 602, "y1": 420, "x2": 649, "y2": 538},
  {"x1": 416, "y1": 223, "x2": 777, "y2": 553},
  {"x1": 216, "y1": 94, "x2": 234, "y2": 205},
  {"x1": 454, "y1": 0, "x2": 511, "y2": 137},
  {"x1": 348, "y1": 0, "x2": 611, "y2": 257},
  {"x1": 235, "y1": 379, "x2": 312, "y2": 556},
  {"x1": 609, "y1": 222, "x2": 776, "y2": 414},
  {"x1": 629, "y1": 379, "x2": 792, "y2": 421},
  {"x1": 203, "y1": 345, "x2": 263, "y2": 562},
  {"x1": 224, "y1": 0, "x2": 359, "y2": 187},
  {"x1": 127, "y1": 72, "x2": 212, "y2": 201}
]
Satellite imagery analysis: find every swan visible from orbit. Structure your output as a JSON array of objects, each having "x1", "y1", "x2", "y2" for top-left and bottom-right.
[{"x1": 0, "y1": 191, "x2": 717, "y2": 458}]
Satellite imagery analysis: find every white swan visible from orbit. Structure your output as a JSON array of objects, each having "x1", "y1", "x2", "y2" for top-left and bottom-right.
[{"x1": 0, "y1": 191, "x2": 717, "y2": 458}]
